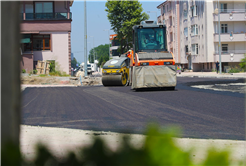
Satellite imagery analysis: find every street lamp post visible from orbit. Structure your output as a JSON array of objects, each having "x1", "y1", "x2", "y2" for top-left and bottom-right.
[
  {"x1": 104, "y1": 29, "x2": 110, "y2": 59},
  {"x1": 147, "y1": 11, "x2": 157, "y2": 22},
  {"x1": 84, "y1": 0, "x2": 87, "y2": 76}
]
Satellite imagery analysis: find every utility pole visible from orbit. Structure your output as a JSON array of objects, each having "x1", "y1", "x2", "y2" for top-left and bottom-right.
[
  {"x1": 84, "y1": 0, "x2": 87, "y2": 76},
  {"x1": 2, "y1": 1, "x2": 21, "y2": 148}
]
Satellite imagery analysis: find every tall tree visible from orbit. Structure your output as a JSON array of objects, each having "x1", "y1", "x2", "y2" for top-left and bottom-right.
[
  {"x1": 88, "y1": 44, "x2": 110, "y2": 67},
  {"x1": 105, "y1": 0, "x2": 149, "y2": 53}
]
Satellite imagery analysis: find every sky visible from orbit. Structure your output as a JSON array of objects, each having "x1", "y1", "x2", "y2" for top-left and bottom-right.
[{"x1": 70, "y1": 0, "x2": 163, "y2": 63}]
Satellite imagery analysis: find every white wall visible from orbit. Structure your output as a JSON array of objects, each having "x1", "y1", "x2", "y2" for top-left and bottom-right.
[{"x1": 33, "y1": 32, "x2": 69, "y2": 74}]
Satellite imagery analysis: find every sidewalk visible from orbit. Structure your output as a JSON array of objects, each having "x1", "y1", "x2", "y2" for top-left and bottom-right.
[
  {"x1": 177, "y1": 71, "x2": 246, "y2": 79},
  {"x1": 20, "y1": 125, "x2": 246, "y2": 164}
]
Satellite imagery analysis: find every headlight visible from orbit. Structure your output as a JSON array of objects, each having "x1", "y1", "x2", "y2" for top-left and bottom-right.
[
  {"x1": 116, "y1": 70, "x2": 120, "y2": 72},
  {"x1": 103, "y1": 70, "x2": 107, "y2": 73}
]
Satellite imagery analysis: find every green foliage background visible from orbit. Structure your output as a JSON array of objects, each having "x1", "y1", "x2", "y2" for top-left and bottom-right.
[
  {"x1": 88, "y1": 44, "x2": 110, "y2": 67},
  {"x1": 2, "y1": 125, "x2": 244, "y2": 166},
  {"x1": 105, "y1": 0, "x2": 149, "y2": 53}
]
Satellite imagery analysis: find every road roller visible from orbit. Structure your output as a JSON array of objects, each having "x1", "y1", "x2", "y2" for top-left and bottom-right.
[
  {"x1": 102, "y1": 57, "x2": 130, "y2": 86},
  {"x1": 129, "y1": 20, "x2": 177, "y2": 90}
]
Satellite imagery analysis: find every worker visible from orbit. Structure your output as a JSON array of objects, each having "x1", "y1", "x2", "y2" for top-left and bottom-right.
[{"x1": 127, "y1": 48, "x2": 133, "y2": 59}]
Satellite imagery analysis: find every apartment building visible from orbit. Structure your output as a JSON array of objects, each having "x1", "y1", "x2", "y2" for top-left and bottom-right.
[
  {"x1": 157, "y1": 0, "x2": 181, "y2": 66},
  {"x1": 157, "y1": 0, "x2": 246, "y2": 72},
  {"x1": 20, "y1": 1, "x2": 73, "y2": 74}
]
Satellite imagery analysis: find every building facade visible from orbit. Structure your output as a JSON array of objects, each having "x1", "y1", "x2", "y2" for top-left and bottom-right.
[
  {"x1": 157, "y1": 0, "x2": 246, "y2": 72},
  {"x1": 20, "y1": 1, "x2": 73, "y2": 74}
]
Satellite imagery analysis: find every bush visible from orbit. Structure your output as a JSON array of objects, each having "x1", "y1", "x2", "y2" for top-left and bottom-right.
[
  {"x1": 22, "y1": 69, "x2": 26, "y2": 73},
  {"x1": 228, "y1": 66, "x2": 242, "y2": 73},
  {"x1": 29, "y1": 69, "x2": 38, "y2": 75},
  {"x1": 49, "y1": 61, "x2": 55, "y2": 72},
  {"x1": 2, "y1": 125, "x2": 243, "y2": 166},
  {"x1": 239, "y1": 54, "x2": 246, "y2": 71}
]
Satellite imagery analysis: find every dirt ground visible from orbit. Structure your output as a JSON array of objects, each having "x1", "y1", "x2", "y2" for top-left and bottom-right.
[{"x1": 21, "y1": 74, "x2": 102, "y2": 86}]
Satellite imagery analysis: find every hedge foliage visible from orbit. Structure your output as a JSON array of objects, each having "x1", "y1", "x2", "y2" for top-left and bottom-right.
[{"x1": 2, "y1": 125, "x2": 244, "y2": 166}]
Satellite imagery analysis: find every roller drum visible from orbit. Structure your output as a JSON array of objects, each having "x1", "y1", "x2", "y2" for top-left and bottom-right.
[{"x1": 102, "y1": 74, "x2": 127, "y2": 86}]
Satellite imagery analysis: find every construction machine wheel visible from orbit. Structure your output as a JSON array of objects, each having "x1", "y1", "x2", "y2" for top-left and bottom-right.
[{"x1": 102, "y1": 73, "x2": 128, "y2": 86}]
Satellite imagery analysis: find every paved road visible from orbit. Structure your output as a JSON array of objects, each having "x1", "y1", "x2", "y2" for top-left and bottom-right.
[{"x1": 22, "y1": 77, "x2": 245, "y2": 140}]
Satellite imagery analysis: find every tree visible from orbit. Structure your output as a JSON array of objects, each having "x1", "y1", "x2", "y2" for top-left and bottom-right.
[
  {"x1": 105, "y1": 0, "x2": 149, "y2": 54},
  {"x1": 88, "y1": 44, "x2": 110, "y2": 67},
  {"x1": 239, "y1": 54, "x2": 246, "y2": 71},
  {"x1": 71, "y1": 57, "x2": 79, "y2": 69}
]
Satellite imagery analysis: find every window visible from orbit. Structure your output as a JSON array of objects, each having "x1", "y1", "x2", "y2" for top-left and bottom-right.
[
  {"x1": 167, "y1": 5, "x2": 168, "y2": 12},
  {"x1": 35, "y1": 2, "x2": 53, "y2": 13},
  {"x1": 221, "y1": 24, "x2": 228, "y2": 33},
  {"x1": 184, "y1": 27, "x2": 188, "y2": 37},
  {"x1": 191, "y1": 5, "x2": 197, "y2": 17},
  {"x1": 33, "y1": 35, "x2": 51, "y2": 51},
  {"x1": 185, "y1": 45, "x2": 188, "y2": 52},
  {"x1": 222, "y1": 44, "x2": 228, "y2": 53},
  {"x1": 192, "y1": 44, "x2": 198, "y2": 55},
  {"x1": 170, "y1": 3, "x2": 172, "y2": 11},
  {"x1": 137, "y1": 28, "x2": 166, "y2": 51},
  {"x1": 191, "y1": 24, "x2": 198, "y2": 36},
  {"x1": 184, "y1": 9, "x2": 188, "y2": 19},
  {"x1": 163, "y1": 5, "x2": 165, "y2": 13},
  {"x1": 170, "y1": 32, "x2": 173, "y2": 42},
  {"x1": 220, "y1": 3, "x2": 227, "y2": 12},
  {"x1": 169, "y1": 16, "x2": 172, "y2": 26}
]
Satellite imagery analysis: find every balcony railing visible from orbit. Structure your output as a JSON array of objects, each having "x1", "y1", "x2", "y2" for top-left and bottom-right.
[
  {"x1": 22, "y1": 12, "x2": 72, "y2": 20},
  {"x1": 214, "y1": 50, "x2": 246, "y2": 54},
  {"x1": 218, "y1": 9, "x2": 246, "y2": 13}
]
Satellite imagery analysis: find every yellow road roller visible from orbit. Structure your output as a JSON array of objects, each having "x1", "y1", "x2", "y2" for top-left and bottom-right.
[{"x1": 102, "y1": 57, "x2": 130, "y2": 86}]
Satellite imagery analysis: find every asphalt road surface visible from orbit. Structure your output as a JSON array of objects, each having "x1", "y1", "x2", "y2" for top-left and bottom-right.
[{"x1": 22, "y1": 77, "x2": 245, "y2": 140}]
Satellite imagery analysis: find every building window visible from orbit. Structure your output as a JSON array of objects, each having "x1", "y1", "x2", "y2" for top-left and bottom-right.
[
  {"x1": 192, "y1": 44, "x2": 198, "y2": 55},
  {"x1": 222, "y1": 44, "x2": 228, "y2": 53},
  {"x1": 221, "y1": 24, "x2": 228, "y2": 33},
  {"x1": 185, "y1": 45, "x2": 188, "y2": 52},
  {"x1": 169, "y1": 16, "x2": 172, "y2": 26},
  {"x1": 170, "y1": 32, "x2": 173, "y2": 42},
  {"x1": 220, "y1": 3, "x2": 227, "y2": 13},
  {"x1": 33, "y1": 35, "x2": 51, "y2": 51},
  {"x1": 167, "y1": 5, "x2": 168, "y2": 12},
  {"x1": 170, "y1": 3, "x2": 172, "y2": 11},
  {"x1": 191, "y1": 5, "x2": 197, "y2": 17},
  {"x1": 163, "y1": 5, "x2": 165, "y2": 13},
  {"x1": 35, "y1": 2, "x2": 53, "y2": 13},
  {"x1": 184, "y1": 27, "x2": 188, "y2": 37},
  {"x1": 191, "y1": 24, "x2": 198, "y2": 36},
  {"x1": 184, "y1": 9, "x2": 188, "y2": 19}
]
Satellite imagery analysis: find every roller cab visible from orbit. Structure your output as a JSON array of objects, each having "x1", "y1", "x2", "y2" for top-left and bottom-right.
[{"x1": 102, "y1": 57, "x2": 130, "y2": 86}]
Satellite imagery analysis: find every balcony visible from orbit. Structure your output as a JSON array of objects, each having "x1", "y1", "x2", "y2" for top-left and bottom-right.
[
  {"x1": 21, "y1": 12, "x2": 72, "y2": 20},
  {"x1": 214, "y1": 50, "x2": 246, "y2": 62},
  {"x1": 214, "y1": 33, "x2": 246, "y2": 42},
  {"x1": 213, "y1": 9, "x2": 246, "y2": 21}
]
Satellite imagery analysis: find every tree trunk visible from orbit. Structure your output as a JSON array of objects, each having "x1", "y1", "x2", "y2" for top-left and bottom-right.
[{"x1": 1, "y1": 1, "x2": 21, "y2": 147}]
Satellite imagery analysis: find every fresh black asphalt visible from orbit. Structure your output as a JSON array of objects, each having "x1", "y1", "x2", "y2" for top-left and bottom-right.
[{"x1": 22, "y1": 77, "x2": 245, "y2": 140}]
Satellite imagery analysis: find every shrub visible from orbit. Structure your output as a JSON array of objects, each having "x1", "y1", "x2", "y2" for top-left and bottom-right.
[
  {"x1": 239, "y1": 54, "x2": 246, "y2": 71},
  {"x1": 49, "y1": 60, "x2": 55, "y2": 72},
  {"x1": 29, "y1": 69, "x2": 38, "y2": 75},
  {"x1": 22, "y1": 69, "x2": 26, "y2": 73},
  {"x1": 2, "y1": 125, "x2": 243, "y2": 166},
  {"x1": 228, "y1": 66, "x2": 242, "y2": 73}
]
